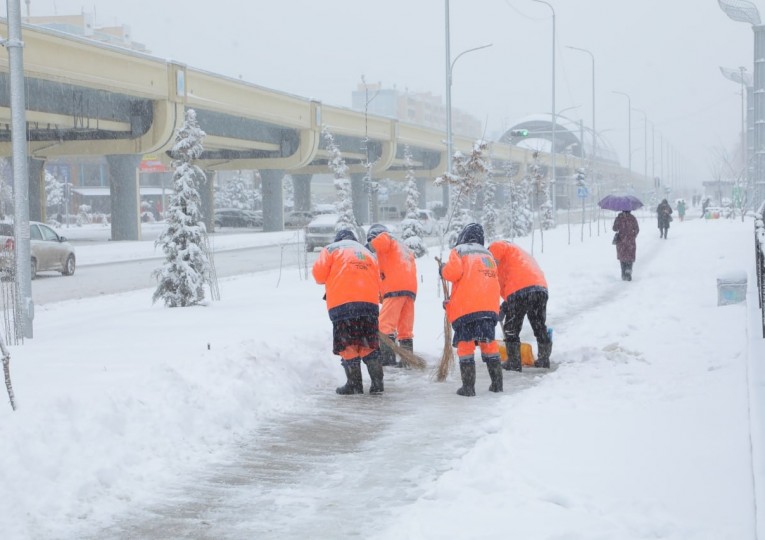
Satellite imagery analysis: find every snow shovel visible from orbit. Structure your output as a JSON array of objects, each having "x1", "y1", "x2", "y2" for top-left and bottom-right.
[{"x1": 497, "y1": 340, "x2": 536, "y2": 367}]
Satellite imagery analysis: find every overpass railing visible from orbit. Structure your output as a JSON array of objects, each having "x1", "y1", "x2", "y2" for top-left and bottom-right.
[{"x1": 756, "y1": 200, "x2": 765, "y2": 337}]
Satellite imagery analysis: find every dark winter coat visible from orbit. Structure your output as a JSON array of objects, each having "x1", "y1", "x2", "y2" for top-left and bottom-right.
[
  {"x1": 613, "y1": 211, "x2": 639, "y2": 262},
  {"x1": 657, "y1": 200, "x2": 672, "y2": 229}
]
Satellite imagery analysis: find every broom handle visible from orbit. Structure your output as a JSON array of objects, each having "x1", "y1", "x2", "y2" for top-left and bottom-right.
[{"x1": 435, "y1": 257, "x2": 450, "y2": 301}]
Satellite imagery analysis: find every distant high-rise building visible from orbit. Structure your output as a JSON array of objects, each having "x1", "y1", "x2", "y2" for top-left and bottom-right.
[
  {"x1": 25, "y1": 13, "x2": 148, "y2": 53},
  {"x1": 351, "y1": 82, "x2": 482, "y2": 138}
]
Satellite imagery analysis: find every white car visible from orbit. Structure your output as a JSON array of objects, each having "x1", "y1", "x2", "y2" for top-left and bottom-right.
[
  {"x1": 416, "y1": 209, "x2": 440, "y2": 236},
  {"x1": 305, "y1": 214, "x2": 366, "y2": 252}
]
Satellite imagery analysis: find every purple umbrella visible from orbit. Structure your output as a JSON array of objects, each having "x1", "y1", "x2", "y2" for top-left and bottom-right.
[{"x1": 598, "y1": 194, "x2": 644, "y2": 212}]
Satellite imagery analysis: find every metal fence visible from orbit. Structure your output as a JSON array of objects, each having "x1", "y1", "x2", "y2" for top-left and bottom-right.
[{"x1": 756, "y1": 201, "x2": 765, "y2": 337}]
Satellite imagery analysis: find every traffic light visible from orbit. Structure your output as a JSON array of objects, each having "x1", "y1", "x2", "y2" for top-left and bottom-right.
[{"x1": 510, "y1": 129, "x2": 529, "y2": 137}]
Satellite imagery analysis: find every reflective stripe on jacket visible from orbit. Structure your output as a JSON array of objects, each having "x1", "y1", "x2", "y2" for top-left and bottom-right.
[
  {"x1": 369, "y1": 231, "x2": 417, "y2": 300},
  {"x1": 488, "y1": 240, "x2": 547, "y2": 300},
  {"x1": 312, "y1": 239, "x2": 380, "y2": 321},
  {"x1": 441, "y1": 243, "x2": 500, "y2": 325}
]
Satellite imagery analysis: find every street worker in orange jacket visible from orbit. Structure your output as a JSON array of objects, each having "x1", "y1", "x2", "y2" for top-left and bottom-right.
[
  {"x1": 312, "y1": 228, "x2": 384, "y2": 395},
  {"x1": 488, "y1": 240, "x2": 551, "y2": 371},
  {"x1": 366, "y1": 224, "x2": 418, "y2": 367},
  {"x1": 440, "y1": 223, "x2": 502, "y2": 396}
]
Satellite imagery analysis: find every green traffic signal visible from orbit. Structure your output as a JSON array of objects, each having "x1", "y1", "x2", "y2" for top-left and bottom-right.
[{"x1": 510, "y1": 129, "x2": 529, "y2": 137}]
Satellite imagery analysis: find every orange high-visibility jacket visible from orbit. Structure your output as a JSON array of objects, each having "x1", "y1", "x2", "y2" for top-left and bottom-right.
[
  {"x1": 488, "y1": 240, "x2": 548, "y2": 300},
  {"x1": 441, "y1": 243, "x2": 500, "y2": 324},
  {"x1": 369, "y1": 231, "x2": 417, "y2": 300},
  {"x1": 312, "y1": 239, "x2": 380, "y2": 321}
]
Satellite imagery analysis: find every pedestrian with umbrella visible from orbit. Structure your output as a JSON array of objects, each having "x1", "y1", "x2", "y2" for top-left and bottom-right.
[{"x1": 598, "y1": 195, "x2": 642, "y2": 281}]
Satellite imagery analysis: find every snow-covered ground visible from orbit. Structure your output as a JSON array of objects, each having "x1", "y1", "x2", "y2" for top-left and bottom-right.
[{"x1": 0, "y1": 213, "x2": 763, "y2": 539}]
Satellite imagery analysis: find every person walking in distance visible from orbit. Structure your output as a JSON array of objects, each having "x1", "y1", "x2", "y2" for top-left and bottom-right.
[
  {"x1": 366, "y1": 224, "x2": 418, "y2": 367},
  {"x1": 440, "y1": 223, "x2": 502, "y2": 396},
  {"x1": 657, "y1": 198, "x2": 673, "y2": 239},
  {"x1": 488, "y1": 240, "x2": 552, "y2": 371},
  {"x1": 312, "y1": 229, "x2": 384, "y2": 395},
  {"x1": 613, "y1": 210, "x2": 640, "y2": 281}
]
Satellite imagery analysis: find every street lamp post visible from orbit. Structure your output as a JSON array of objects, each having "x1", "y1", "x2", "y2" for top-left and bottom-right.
[
  {"x1": 720, "y1": 65, "x2": 752, "y2": 206},
  {"x1": 612, "y1": 90, "x2": 632, "y2": 177},
  {"x1": 532, "y1": 0, "x2": 557, "y2": 218},
  {"x1": 633, "y1": 107, "x2": 648, "y2": 182},
  {"x1": 718, "y1": 0, "x2": 764, "y2": 207},
  {"x1": 566, "y1": 46, "x2": 596, "y2": 170},
  {"x1": 444, "y1": 0, "x2": 492, "y2": 207},
  {"x1": 3, "y1": 0, "x2": 33, "y2": 339}
]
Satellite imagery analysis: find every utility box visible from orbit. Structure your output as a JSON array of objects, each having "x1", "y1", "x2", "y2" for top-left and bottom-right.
[{"x1": 717, "y1": 270, "x2": 747, "y2": 306}]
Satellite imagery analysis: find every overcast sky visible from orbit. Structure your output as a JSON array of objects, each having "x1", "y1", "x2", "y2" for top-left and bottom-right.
[{"x1": 8, "y1": 0, "x2": 758, "y2": 189}]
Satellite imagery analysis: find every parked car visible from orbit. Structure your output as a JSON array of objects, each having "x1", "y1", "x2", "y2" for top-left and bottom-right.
[
  {"x1": 0, "y1": 221, "x2": 76, "y2": 279},
  {"x1": 416, "y1": 209, "x2": 441, "y2": 236},
  {"x1": 305, "y1": 214, "x2": 365, "y2": 252},
  {"x1": 214, "y1": 208, "x2": 262, "y2": 228},
  {"x1": 284, "y1": 210, "x2": 314, "y2": 228},
  {"x1": 313, "y1": 204, "x2": 336, "y2": 215}
]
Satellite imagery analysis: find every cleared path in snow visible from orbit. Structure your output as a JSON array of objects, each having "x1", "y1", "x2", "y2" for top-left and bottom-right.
[{"x1": 89, "y1": 361, "x2": 559, "y2": 539}]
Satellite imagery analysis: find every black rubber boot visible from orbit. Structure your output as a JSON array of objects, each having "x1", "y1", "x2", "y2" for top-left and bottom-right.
[
  {"x1": 363, "y1": 351, "x2": 384, "y2": 394},
  {"x1": 336, "y1": 360, "x2": 364, "y2": 395},
  {"x1": 486, "y1": 359, "x2": 503, "y2": 392},
  {"x1": 456, "y1": 362, "x2": 476, "y2": 397},
  {"x1": 380, "y1": 334, "x2": 397, "y2": 366},
  {"x1": 396, "y1": 338, "x2": 413, "y2": 368},
  {"x1": 535, "y1": 342, "x2": 552, "y2": 368},
  {"x1": 502, "y1": 341, "x2": 522, "y2": 372}
]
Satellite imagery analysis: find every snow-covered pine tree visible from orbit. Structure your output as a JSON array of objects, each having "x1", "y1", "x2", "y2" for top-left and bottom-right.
[
  {"x1": 152, "y1": 109, "x2": 211, "y2": 308},
  {"x1": 322, "y1": 127, "x2": 357, "y2": 234},
  {"x1": 503, "y1": 173, "x2": 533, "y2": 239},
  {"x1": 282, "y1": 174, "x2": 294, "y2": 210},
  {"x1": 435, "y1": 139, "x2": 491, "y2": 246},
  {"x1": 482, "y1": 168, "x2": 499, "y2": 242},
  {"x1": 223, "y1": 172, "x2": 251, "y2": 210},
  {"x1": 44, "y1": 171, "x2": 64, "y2": 220},
  {"x1": 533, "y1": 153, "x2": 555, "y2": 230},
  {"x1": 400, "y1": 146, "x2": 427, "y2": 257}
]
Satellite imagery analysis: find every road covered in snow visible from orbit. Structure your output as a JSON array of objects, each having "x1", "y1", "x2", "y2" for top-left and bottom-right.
[{"x1": 1, "y1": 213, "x2": 762, "y2": 539}]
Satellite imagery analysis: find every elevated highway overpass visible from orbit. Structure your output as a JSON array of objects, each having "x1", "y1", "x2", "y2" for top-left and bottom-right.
[{"x1": 0, "y1": 19, "x2": 636, "y2": 240}]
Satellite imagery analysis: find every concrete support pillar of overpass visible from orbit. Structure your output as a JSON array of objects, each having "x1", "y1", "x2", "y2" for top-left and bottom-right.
[
  {"x1": 292, "y1": 174, "x2": 312, "y2": 212},
  {"x1": 442, "y1": 183, "x2": 449, "y2": 209},
  {"x1": 350, "y1": 173, "x2": 371, "y2": 225},
  {"x1": 201, "y1": 170, "x2": 215, "y2": 233},
  {"x1": 106, "y1": 154, "x2": 142, "y2": 241},
  {"x1": 261, "y1": 169, "x2": 284, "y2": 232},
  {"x1": 416, "y1": 178, "x2": 428, "y2": 209},
  {"x1": 9, "y1": 156, "x2": 45, "y2": 222},
  {"x1": 27, "y1": 157, "x2": 45, "y2": 222}
]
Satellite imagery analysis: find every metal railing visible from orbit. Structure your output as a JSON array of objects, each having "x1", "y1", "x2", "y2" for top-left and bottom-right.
[{"x1": 755, "y1": 201, "x2": 765, "y2": 337}]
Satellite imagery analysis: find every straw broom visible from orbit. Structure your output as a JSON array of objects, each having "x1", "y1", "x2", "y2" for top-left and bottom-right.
[
  {"x1": 434, "y1": 256, "x2": 455, "y2": 382},
  {"x1": 377, "y1": 333, "x2": 427, "y2": 370}
]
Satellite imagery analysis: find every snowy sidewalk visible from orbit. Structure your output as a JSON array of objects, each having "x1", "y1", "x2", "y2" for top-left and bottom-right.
[{"x1": 0, "y1": 216, "x2": 762, "y2": 539}]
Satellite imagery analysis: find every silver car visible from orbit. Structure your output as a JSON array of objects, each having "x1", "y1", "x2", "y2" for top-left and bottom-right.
[
  {"x1": 0, "y1": 221, "x2": 76, "y2": 279},
  {"x1": 305, "y1": 214, "x2": 365, "y2": 252}
]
